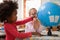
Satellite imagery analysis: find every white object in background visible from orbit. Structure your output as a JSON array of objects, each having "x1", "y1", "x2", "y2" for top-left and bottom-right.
[
  {"x1": 0, "y1": 0, "x2": 3, "y2": 3},
  {"x1": 49, "y1": 16, "x2": 54, "y2": 22},
  {"x1": 55, "y1": 16, "x2": 59, "y2": 23}
]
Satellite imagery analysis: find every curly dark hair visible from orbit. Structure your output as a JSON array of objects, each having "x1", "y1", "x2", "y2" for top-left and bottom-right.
[{"x1": 0, "y1": 1, "x2": 18, "y2": 22}]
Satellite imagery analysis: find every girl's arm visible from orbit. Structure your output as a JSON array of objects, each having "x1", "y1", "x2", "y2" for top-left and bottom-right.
[
  {"x1": 4, "y1": 24, "x2": 32, "y2": 38},
  {"x1": 15, "y1": 17, "x2": 33, "y2": 25}
]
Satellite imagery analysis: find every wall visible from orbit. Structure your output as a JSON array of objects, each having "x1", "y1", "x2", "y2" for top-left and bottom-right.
[
  {"x1": 41, "y1": 0, "x2": 60, "y2": 5},
  {"x1": 0, "y1": 0, "x2": 3, "y2": 3},
  {"x1": 26, "y1": 0, "x2": 41, "y2": 17},
  {"x1": 17, "y1": 0, "x2": 24, "y2": 20}
]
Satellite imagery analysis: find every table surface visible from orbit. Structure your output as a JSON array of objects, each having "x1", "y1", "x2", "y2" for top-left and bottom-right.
[
  {"x1": 0, "y1": 29, "x2": 60, "y2": 36},
  {"x1": 0, "y1": 29, "x2": 60, "y2": 40},
  {"x1": 41, "y1": 30, "x2": 60, "y2": 36},
  {"x1": 32, "y1": 30, "x2": 60, "y2": 40},
  {"x1": 31, "y1": 36, "x2": 60, "y2": 40}
]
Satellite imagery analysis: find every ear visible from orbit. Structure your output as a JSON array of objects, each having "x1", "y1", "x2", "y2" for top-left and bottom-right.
[{"x1": 6, "y1": 16, "x2": 11, "y2": 20}]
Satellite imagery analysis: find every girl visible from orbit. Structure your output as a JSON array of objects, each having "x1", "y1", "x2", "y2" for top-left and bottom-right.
[
  {"x1": 25, "y1": 8, "x2": 44, "y2": 36},
  {"x1": 0, "y1": 1, "x2": 34, "y2": 40}
]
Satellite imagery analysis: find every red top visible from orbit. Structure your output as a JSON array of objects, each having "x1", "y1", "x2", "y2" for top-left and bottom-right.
[{"x1": 4, "y1": 17, "x2": 33, "y2": 40}]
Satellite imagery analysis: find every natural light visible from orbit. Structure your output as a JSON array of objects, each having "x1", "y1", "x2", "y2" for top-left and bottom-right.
[
  {"x1": 0, "y1": 0, "x2": 3, "y2": 3},
  {"x1": 26, "y1": 0, "x2": 41, "y2": 17}
]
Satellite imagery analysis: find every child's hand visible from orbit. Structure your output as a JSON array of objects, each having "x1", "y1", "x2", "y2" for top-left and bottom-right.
[
  {"x1": 33, "y1": 18, "x2": 40, "y2": 30},
  {"x1": 32, "y1": 32, "x2": 41, "y2": 36}
]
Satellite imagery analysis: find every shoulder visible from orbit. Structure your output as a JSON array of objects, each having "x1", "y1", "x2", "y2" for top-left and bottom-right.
[{"x1": 4, "y1": 22, "x2": 13, "y2": 28}]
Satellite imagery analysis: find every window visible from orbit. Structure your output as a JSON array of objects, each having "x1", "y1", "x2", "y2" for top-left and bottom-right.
[
  {"x1": 25, "y1": 0, "x2": 41, "y2": 17},
  {"x1": 0, "y1": 0, "x2": 3, "y2": 3}
]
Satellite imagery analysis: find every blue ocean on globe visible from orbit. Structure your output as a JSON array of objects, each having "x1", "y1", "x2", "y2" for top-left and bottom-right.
[{"x1": 37, "y1": 2, "x2": 60, "y2": 27}]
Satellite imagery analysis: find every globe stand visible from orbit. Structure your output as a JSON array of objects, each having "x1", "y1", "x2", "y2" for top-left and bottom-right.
[
  {"x1": 47, "y1": 28, "x2": 52, "y2": 36},
  {"x1": 47, "y1": 27, "x2": 58, "y2": 37}
]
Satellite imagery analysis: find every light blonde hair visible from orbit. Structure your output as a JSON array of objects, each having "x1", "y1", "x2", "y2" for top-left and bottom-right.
[{"x1": 29, "y1": 8, "x2": 37, "y2": 16}]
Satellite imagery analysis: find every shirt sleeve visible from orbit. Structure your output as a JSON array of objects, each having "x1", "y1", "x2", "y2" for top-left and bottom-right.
[
  {"x1": 5, "y1": 24, "x2": 32, "y2": 38},
  {"x1": 15, "y1": 17, "x2": 33, "y2": 25}
]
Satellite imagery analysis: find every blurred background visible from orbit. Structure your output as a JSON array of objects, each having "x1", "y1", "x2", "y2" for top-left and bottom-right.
[{"x1": 0, "y1": 0, "x2": 60, "y2": 40}]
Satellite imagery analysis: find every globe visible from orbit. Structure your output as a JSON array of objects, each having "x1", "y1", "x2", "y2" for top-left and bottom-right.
[{"x1": 37, "y1": 2, "x2": 60, "y2": 27}]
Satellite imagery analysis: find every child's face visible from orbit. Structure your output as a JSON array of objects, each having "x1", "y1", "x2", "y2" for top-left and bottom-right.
[
  {"x1": 7, "y1": 10, "x2": 17, "y2": 23},
  {"x1": 29, "y1": 9, "x2": 37, "y2": 18}
]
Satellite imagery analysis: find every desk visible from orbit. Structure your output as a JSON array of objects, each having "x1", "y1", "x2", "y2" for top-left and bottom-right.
[
  {"x1": 35, "y1": 30, "x2": 60, "y2": 40},
  {"x1": 41, "y1": 30, "x2": 60, "y2": 36},
  {"x1": 23, "y1": 30, "x2": 60, "y2": 40},
  {"x1": 0, "y1": 29, "x2": 60, "y2": 40},
  {"x1": 30, "y1": 36, "x2": 60, "y2": 40}
]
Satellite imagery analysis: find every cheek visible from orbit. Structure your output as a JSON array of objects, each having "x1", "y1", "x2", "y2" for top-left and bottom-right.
[{"x1": 12, "y1": 16, "x2": 17, "y2": 21}]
